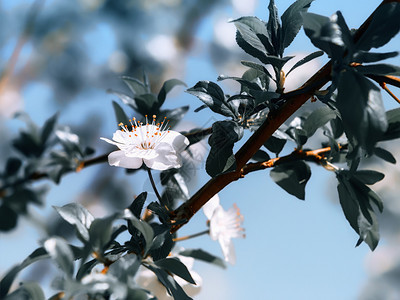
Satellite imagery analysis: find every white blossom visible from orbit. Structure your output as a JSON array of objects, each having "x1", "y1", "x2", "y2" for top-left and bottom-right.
[
  {"x1": 101, "y1": 115, "x2": 189, "y2": 170},
  {"x1": 203, "y1": 194, "x2": 245, "y2": 264}
]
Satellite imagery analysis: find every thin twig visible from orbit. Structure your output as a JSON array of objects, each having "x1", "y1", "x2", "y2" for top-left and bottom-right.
[
  {"x1": 380, "y1": 82, "x2": 400, "y2": 104},
  {"x1": 173, "y1": 229, "x2": 210, "y2": 242},
  {"x1": 147, "y1": 167, "x2": 168, "y2": 211}
]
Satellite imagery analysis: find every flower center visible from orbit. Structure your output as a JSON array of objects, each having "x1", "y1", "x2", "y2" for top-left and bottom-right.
[{"x1": 118, "y1": 115, "x2": 170, "y2": 150}]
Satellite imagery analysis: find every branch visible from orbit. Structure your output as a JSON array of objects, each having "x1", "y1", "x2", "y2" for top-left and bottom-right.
[
  {"x1": 0, "y1": 128, "x2": 212, "y2": 194},
  {"x1": 170, "y1": 0, "x2": 396, "y2": 232},
  {"x1": 241, "y1": 146, "x2": 340, "y2": 176}
]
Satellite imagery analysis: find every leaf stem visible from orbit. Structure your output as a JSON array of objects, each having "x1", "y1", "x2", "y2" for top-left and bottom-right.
[{"x1": 173, "y1": 229, "x2": 210, "y2": 242}]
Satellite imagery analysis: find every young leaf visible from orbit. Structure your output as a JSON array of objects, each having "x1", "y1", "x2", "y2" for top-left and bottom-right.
[
  {"x1": 270, "y1": 161, "x2": 311, "y2": 200},
  {"x1": 286, "y1": 50, "x2": 323, "y2": 76},
  {"x1": 122, "y1": 76, "x2": 149, "y2": 96},
  {"x1": 353, "y1": 51, "x2": 398, "y2": 63},
  {"x1": 127, "y1": 192, "x2": 148, "y2": 219},
  {"x1": 124, "y1": 210, "x2": 154, "y2": 254},
  {"x1": 44, "y1": 237, "x2": 75, "y2": 278},
  {"x1": 267, "y1": 0, "x2": 281, "y2": 55},
  {"x1": 157, "y1": 79, "x2": 186, "y2": 107},
  {"x1": 54, "y1": 203, "x2": 94, "y2": 242},
  {"x1": 186, "y1": 81, "x2": 235, "y2": 118},
  {"x1": 281, "y1": 0, "x2": 314, "y2": 50},
  {"x1": 112, "y1": 101, "x2": 130, "y2": 127},
  {"x1": 232, "y1": 16, "x2": 272, "y2": 60}
]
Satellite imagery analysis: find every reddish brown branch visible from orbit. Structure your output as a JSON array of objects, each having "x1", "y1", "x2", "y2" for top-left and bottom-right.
[
  {"x1": 242, "y1": 147, "x2": 333, "y2": 175},
  {"x1": 170, "y1": 0, "x2": 397, "y2": 232}
]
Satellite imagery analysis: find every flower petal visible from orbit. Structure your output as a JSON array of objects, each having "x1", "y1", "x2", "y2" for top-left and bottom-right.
[
  {"x1": 218, "y1": 236, "x2": 236, "y2": 265},
  {"x1": 203, "y1": 194, "x2": 221, "y2": 220},
  {"x1": 108, "y1": 150, "x2": 143, "y2": 169},
  {"x1": 144, "y1": 152, "x2": 181, "y2": 170},
  {"x1": 161, "y1": 131, "x2": 190, "y2": 152}
]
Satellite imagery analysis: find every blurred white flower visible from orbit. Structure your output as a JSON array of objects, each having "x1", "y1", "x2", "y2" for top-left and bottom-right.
[
  {"x1": 101, "y1": 115, "x2": 189, "y2": 170},
  {"x1": 136, "y1": 255, "x2": 202, "y2": 300},
  {"x1": 203, "y1": 194, "x2": 245, "y2": 264}
]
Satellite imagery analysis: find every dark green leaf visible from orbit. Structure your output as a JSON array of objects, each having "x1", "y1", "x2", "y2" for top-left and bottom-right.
[
  {"x1": 127, "y1": 192, "x2": 147, "y2": 219},
  {"x1": 232, "y1": 16, "x2": 272, "y2": 59},
  {"x1": 145, "y1": 265, "x2": 192, "y2": 300},
  {"x1": 155, "y1": 257, "x2": 196, "y2": 284},
  {"x1": 330, "y1": 117, "x2": 344, "y2": 139},
  {"x1": 336, "y1": 69, "x2": 387, "y2": 153},
  {"x1": 374, "y1": 146, "x2": 396, "y2": 164},
  {"x1": 355, "y1": 64, "x2": 400, "y2": 76},
  {"x1": 281, "y1": 0, "x2": 314, "y2": 50},
  {"x1": 122, "y1": 76, "x2": 149, "y2": 96},
  {"x1": 270, "y1": 161, "x2": 311, "y2": 200},
  {"x1": 112, "y1": 101, "x2": 130, "y2": 127},
  {"x1": 241, "y1": 60, "x2": 274, "y2": 80},
  {"x1": 303, "y1": 12, "x2": 350, "y2": 60},
  {"x1": 355, "y1": 3, "x2": 400, "y2": 51},
  {"x1": 44, "y1": 237, "x2": 75, "y2": 278},
  {"x1": 252, "y1": 150, "x2": 271, "y2": 162},
  {"x1": 157, "y1": 79, "x2": 186, "y2": 107},
  {"x1": 380, "y1": 108, "x2": 400, "y2": 141},
  {"x1": 89, "y1": 214, "x2": 118, "y2": 253},
  {"x1": 263, "y1": 135, "x2": 287, "y2": 155},
  {"x1": 286, "y1": 50, "x2": 323, "y2": 75},
  {"x1": 124, "y1": 210, "x2": 154, "y2": 254},
  {"x1": 218, "y1": 75, "x2": 263, "y2": 92},
  {"x1": 0, "y1": 247, "x2": 49, "y2": 297},
  {"x1": 107, "y1": 89, "x2": 138, "y2": 110},
  {"x1": 148, "y1": 228, "x2": 174, "y2": 261},
  {"x1": 5, "y1": 157, "x2": 22, "y2": 176},
  {"x1": 161, "y1": 106, "x2": 189, "y2": 128},
  {"x1": 206, "y1": 120, "x2": 243, "y2": 177},
  {"x1": 0, "y1": 205, "x2": 18, "y2": 231},
  {"x1": 41, "y1": 113, "x2": 58, "y2": 144},
  {"x1": 186, "y1": 81, "x2": 235, "y2": 118},
  {"x1": 336, "y1": 171, "x2": 382, "y2": 250},
  {"x1": 302, "y1": 105, "x2": 337, "y2": 137},
  {"x1": 354, "y1": 170, "x2": 385, "y2": 185},
  {"x1": 353, "y1": 51, "x2": 398, "y2": 63},
  {"x1": 261, "y1": 55, "x2": 294, "y2": 70},
  {"x1": 135, "y1": 93, "x2": 159, "y2": 114},
  {"x1": 179, "y1": 249, "x2": 226, "y2": 269},
  {"x1": 54, "y1": 203, "x2": 94, "y2": 242},
  {"x1": 267, "y1": 0, "x2": 281, "y2": 55}
]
